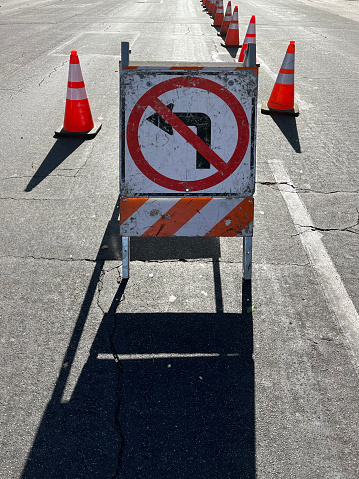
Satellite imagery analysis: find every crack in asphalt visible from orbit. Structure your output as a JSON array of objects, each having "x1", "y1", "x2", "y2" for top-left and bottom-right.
[
  {"x1": 0, "y1": 87, "x2": 25, "y2": 93},
  {"x1": 257, "y1": 181, "x2": 359, "y2": 195},
  {"x1": 109, "y1": 277, "x2": 127, "y2": 479},
  {"x1": 96, "y1": 264, "x2": 121, "y2": 314},
  {"x1": 257, "y1": 180, "x2": 295, "y2": 189},
  {"x1": 0, "y1": 196, "x2": 61, "y2": 200},
  {"x1": 0, "y1": 254, "x2": 99, "y2": 262},
  {"x1": 38, "y1": 60, "x2": 68, "y2": 87},
  {"x1": 299, "y1": 189, "x2": 359, "y2": 195},
  {"x1": 292, "y1": 208, "x2": 359, "y2": 236},
  {"x1": 0, "y1": 255, "x2": 312, "y2": 269},
  {"x1": 294, "y1": 224, "x2": 359, "y2": 235},
  {"x1": 258, "y1": 181, "x2": 359, "y2": 234},
  {"x1": 94, "y1": 264, "x2": 126, "y2": 479},
  {"x1": 74, "y1": 143, "x2": 95, "y2": 177},
  {"x1": 2, "y1": 174, "x2": 67, "y2": 180},
  {"x1": 1, "y1": 175, "x2": 41, "y2": 180},
  {"x1": 110, "y1": 330, "x2": 126, "y2": 479}
]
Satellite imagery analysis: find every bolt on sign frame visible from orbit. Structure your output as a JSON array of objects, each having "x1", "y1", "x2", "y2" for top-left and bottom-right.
[{"x1": 119, "y1": 42, "x2": 258, "y2": 280}]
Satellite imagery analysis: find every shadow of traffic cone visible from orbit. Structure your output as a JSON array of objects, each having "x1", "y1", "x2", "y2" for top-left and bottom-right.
[
  {"x1": 219, "y1": 1, "x2": 232, "y2": 36},
  {"x1": 261, "y1": 41, "x2": 299, "y2": 116},
  {"x1": 223, "y1": 6, "x2": 240, "y2": 47},
  {"x1": 213, "y1": 0, "x2": 224, "y2": 26},
  {"x1": 55, "y1": 50, "x2": 101, "y2": 138},
  {"x1": 238, "y1": 15, "x2": 256, "y2": 62}
]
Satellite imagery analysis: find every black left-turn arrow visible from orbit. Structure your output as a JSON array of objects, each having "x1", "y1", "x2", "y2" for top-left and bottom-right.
[{"x1": 147, "y1": 104, "x2": 212, "y2": 169}]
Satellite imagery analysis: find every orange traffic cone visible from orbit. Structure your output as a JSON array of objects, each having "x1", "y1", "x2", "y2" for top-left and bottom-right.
[
  {"x1": 207, "y1": 0, "x2": 216, "y2": 16},
  {"x1": 238, "y1": 15, "x2": 256, "y2": 62},
  {"x1": 219, "y1": 1, "x2": 232, "y2": 36},
  {"x1": 261, "y1": 41, "x2": 299, "y2": 116},
  {"x1": 213, "y1": 0, "x2": 222, "y2": 18},
  {"x1": 224, "y1": 6, "x2": 240, "y2": 47},
  {"x1": 213, "y1": 0, "x2": 224, "y2": 26},
  {"x1": 55, "y1": 50, "x2": 101, "y2": 138}
]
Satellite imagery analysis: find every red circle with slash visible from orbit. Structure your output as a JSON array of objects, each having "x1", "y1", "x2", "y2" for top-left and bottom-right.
[{"x1": 127, "y1": 75, "x2": 250, "y2": 192}]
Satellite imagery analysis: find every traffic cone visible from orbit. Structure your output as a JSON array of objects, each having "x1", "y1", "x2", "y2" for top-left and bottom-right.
[
  {"x1": 261, "y1": 41, "x2": 299, "y2": 116},
  {"x1": 238, "y1": 16, "x2": 256, "y2": 62},
  {"x1": 207, "y1": 0, "x2": 216, "y2": 16},
  {"x1": 219, "y1": 1, "x2": 232, "y2": 36},
  {"x1": 55, "y1": 50, "x2": 101, "y2": 138},
  {"x1": 224, "y1": 6, "x2": 240, "y2": 47},
  {"x1": 212, "y1": 0, "x2": 219, "y2": 16},
  {"x1": 213, "y1": 0, "x2": 224, "y2": 26},
  {"x1": 213, "y1": 0, "x2": 221, "y2": 18}
]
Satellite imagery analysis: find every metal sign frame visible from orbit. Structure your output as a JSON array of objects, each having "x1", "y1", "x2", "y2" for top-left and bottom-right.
[{"x1": 120, "y1": 42, "x2": 257, "y2": 281}]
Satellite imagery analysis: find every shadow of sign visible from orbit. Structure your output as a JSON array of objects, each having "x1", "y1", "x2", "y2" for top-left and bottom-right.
[
  {"x1": 110, "y1": 311, "x2": 255, "y2": 478},
  {"x1": 21, "y1": 195, "x2": 255, "y2": 479},
  {"x1": 22, "y1": 298, "x2": 255, "y2": 478}
]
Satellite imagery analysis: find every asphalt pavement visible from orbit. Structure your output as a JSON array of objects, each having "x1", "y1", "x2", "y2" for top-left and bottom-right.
[{"x1": 0, "y1": 0, "x2": 358, "y2": 478}]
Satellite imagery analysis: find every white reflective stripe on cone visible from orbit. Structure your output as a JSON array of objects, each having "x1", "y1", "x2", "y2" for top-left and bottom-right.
[
  {"x1": 281, "y1": 53, "x2": 295, "y2": 69},
  {"x1": 68, "y1": 63, "x2": 84, "y2": 83},
  {"x1": 67, "y1": 86, "x2": 88, "y2": 101},
  {"x1": 276, "y1": 72, "x2": 294, "y2": 85}
]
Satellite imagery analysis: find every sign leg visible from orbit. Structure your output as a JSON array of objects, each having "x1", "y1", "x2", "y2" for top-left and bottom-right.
[
  {"x1": 243, "y1": 43, "x2": 256, "y2": 68},
  {"x1": 122, "y1": 236, "x2": 130, "y2": 279},
  {"x1": 121, "y1": 42, "x2": 130, "y2": 71},
  {"x1": 243, "y1": 236, "x2": 252, "y2": 280},
  {"x1": 120, "y1": 42, "x2": 130, "y2": 280}
]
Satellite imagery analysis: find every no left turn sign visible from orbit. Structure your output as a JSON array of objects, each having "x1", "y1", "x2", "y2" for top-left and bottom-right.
[{"x1": 120, "y1": 66, "x2": 258, "y2": 196}]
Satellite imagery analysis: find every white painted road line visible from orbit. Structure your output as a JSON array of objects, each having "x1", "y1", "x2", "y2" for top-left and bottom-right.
[
  {"x1": 48, "y1": 32, "x2": 85, "y2": 56},
  {"x1": 268, "y1": 158, "x2": 359, "y2": 373}
]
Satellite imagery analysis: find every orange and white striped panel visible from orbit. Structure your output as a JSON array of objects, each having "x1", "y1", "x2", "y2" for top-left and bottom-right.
[{"x1": 120, "y1": 197, "x2": 253, "y2": 237}]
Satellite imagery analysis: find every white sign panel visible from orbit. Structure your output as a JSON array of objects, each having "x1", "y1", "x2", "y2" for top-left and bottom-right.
[{"x1": 120, "y1": 66, "x2": 257, "y2": 196}]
